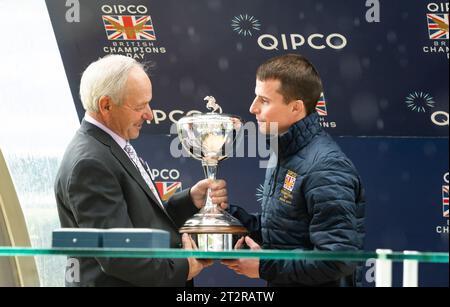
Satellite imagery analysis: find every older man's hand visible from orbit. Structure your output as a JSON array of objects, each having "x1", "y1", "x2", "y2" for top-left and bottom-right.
[
  {"x1": 190, "y1": 179, "x2": 228, "y2": 210},
  {"x1": 182, "y1": 234, "x2": 213, "y2": 280}
]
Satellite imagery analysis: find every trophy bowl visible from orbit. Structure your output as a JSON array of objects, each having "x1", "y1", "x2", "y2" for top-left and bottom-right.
[{"x1": 177, "y1": 99, "x2": 247, "y2": 251}]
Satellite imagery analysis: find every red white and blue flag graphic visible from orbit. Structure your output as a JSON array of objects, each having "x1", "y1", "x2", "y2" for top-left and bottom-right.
[
  {"x1": 102, "y1": 15, "x2": 156, "y2": 41},
  {"x1": 443, "y1": 185, "x2": 449, "y2": 218},
  {"x1": 155, "y1": 182, "x2": 183, "y2": 202},
  {"x1": 427, "y1": 14, "x2": 449, "y2": 40},
  {"x1": 316, "y1": 93, "x2": 328, "y2": 116}
]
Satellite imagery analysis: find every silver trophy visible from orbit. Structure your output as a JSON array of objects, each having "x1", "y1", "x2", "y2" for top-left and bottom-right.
[{"x1": 177, "y1": 96, "x2": 247, "y2": 251}]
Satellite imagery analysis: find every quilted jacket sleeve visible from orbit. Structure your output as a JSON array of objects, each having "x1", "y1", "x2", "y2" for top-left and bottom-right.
[{"x1": 228, "y1": 205, "x2": 263, "y2": 244}]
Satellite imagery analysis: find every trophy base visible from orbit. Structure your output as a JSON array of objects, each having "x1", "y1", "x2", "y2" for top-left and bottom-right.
[
  {"x1": 179, "y1": 225, "x2": 247, "y2": 234},
  {"x1": 183, "y1": 233, "x2": 244, "y2": 251},
  {"x1": 180, "y1": 225, "x2": 247, "y2": 251}
]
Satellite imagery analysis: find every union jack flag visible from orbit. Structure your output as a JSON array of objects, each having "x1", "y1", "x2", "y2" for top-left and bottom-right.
[
  {"x1": 155, "y1": 182, "x2": 183, "y2": 202},
  {"x1": 427, "y1": 14, "x2": 449, "y2": 40},
  {"x1": 443, "y1": 185, "x2": 449, "y2": 218},
  {"x1": 316, "y1": 93, "x2": 328, "y2": 116},
  {"x1": 102, "y1": 15, "x2": 156, "y2": 41}
]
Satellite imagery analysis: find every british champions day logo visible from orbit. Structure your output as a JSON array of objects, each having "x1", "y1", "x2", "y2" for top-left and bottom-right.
[
  {"x1": 101, "y1": 4, "x2": 166, "y2": 59},
  {"x1": 436, "y1": 172, "x2": 449, "y2": 234},
  {"x1": 443, "y1": 184, "x2": 449, "y2": 218},
  {"x1": 155, "y1": 182, "x2": 183, "y2": 202},
  {"x1": 427, "y1": 13, "x2": 449, "y2": 40},
  {"x1": 423, "y1": 2, "x2": 449, "y2": 59},
  {"x1": 103, "y1": 15, "x2": 156, "y2": 41},
  {"x1": 316, "y1": 93, "x2": 328, "y2": 116},
  {"x1": 152, "y1": 169, "x2": 182, "y2": 202},
  {"x1": 316, "y1": 93, "x2": 337, "y2": 129}
]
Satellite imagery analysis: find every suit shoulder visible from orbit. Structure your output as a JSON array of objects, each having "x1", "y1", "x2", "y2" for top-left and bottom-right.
[{"x1": 58, "y1": 132, "x2": 114, "y2": 176}]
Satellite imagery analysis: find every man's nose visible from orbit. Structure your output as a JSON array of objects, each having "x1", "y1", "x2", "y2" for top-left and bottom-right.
[
  {"x1": 143, "y1": 104, "x2": 153, "y2": 122},
  {"x1": 249, "y1": 99, "x2": 259, "y2": 115}
]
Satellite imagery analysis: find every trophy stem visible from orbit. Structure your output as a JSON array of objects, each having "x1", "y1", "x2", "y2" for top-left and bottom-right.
[{"x1": 202, "y1": 162, "x2": 218, "y2": 212}]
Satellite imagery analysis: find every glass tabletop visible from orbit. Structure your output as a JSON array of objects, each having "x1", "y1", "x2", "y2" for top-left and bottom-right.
[{"x1": 0, "y1": 247, "x2": 448, "y2": 263}]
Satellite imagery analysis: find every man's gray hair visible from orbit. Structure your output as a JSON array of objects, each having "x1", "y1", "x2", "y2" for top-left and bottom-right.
[{"x1": 79, "y1": 55, "x2": 145, "y2": 113}]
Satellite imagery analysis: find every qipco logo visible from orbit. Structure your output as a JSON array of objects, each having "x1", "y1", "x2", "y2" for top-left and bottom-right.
[
  {"x1": 432, "y1": 111, "x2": 449, "y2": 127},
  {"x1": 427, "y1": 2, "x2": 449, "y2": 13},
  {"x1": 444, "y1": 172, "x2": 449, "y2": 184},
  {"x1": 151, "y1": 169, "x2": 180, "y2": 180},
  {"x1": 101, "y1": 4, "x2": 148, "y2": 14},
  {"x1": 258, "y1": 33, "x2": 348, "y2": 51},
  {"x1": 152, "y1": 110, "x2": 202, "y2": 125}
]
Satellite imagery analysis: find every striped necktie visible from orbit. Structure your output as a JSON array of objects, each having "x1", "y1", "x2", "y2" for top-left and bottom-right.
[{"x1": 123, "y1": 143, "x2": 164, "y2": 208}]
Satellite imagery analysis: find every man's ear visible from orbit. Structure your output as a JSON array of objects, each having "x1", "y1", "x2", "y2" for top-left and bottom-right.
[
  {"x1": 98, "y1": 96, "x2": 112, "y2": 115},
  {"x1": 292, "y1": 100, "x2": 305, "y2": 116}
]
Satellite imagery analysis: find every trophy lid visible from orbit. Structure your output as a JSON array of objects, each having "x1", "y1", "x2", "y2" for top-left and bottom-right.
[{"x1": 177, "y1": 96, "x2": 243, "y2": 127}]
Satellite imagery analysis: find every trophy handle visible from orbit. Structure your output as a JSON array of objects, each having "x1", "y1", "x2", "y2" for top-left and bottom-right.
[{"x1": 202, "y1": 162, "x2": 220, "y2": 212}]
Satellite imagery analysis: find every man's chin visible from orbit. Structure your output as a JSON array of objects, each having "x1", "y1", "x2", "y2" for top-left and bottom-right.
[
  {"x1": 258, "y1": 124, "x2": 275, "y2": 135},
  {"x1": 129, "y1": 131, "x2": 141, "y2": 140},
  {"x1": 258, "y1": 127, "x2": 268, "y2": 135},
  {"x1": 258, "y1": 121, "x2": 280, "y2": 135}
]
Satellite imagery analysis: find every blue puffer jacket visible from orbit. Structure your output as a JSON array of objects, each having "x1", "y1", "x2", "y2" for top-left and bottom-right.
[{"x1": 230, "y1": 112, "x2": 366, "y2": 287}]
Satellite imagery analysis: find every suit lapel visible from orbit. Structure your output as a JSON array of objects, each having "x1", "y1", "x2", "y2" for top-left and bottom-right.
[{"x1": 81, "y1": 121, "x2": 178, "y2": 227}]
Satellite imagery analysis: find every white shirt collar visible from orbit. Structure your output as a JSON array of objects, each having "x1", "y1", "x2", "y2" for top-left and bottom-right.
[{"x1": 84, "y1": 113, "x2": 128, "y2": 149}]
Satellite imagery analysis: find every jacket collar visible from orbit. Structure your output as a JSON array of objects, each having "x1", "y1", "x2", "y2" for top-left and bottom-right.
[
  {"x1": 84, "y1": 113, "x2": 127, "y2": 149},
  {"x1": 277, "y1": 112, "x2": 322, "y2": 158},
  {"x1": 79, "y1": 119, "x2": 117, "y2": 148}
]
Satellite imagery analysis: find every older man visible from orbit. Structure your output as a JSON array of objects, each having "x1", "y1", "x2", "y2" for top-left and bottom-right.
[{"x1": 55, "y1": 55, "x2": 227, "y2": 286}]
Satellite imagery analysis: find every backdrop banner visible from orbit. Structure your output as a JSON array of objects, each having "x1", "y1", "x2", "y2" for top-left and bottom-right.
[{"x1": 46, "y1": 0, "x2": 449, "y2": 286}]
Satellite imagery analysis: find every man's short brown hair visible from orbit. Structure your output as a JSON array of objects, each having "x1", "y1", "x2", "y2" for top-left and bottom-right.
[{"x1": 256, "y1": 54, "x2": 323, "y2": 115}]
